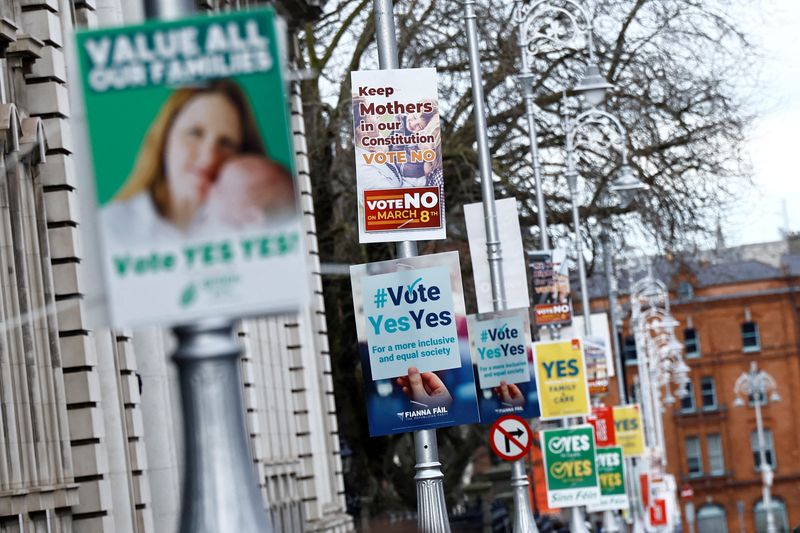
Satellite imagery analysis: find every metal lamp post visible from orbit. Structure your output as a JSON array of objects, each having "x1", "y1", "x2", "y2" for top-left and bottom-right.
[
  {"x1": 138, "y1": 1, "x2": 274, "y2": 531},
  {"x1": 626, "y1": 260, "x2": 692, "y2": 532},
  {"x1": 463, "y1": 1, "x2": 537, "y2": 531},
  {"x1": 733, "y1": 362, "x2": 781, "y2": 533},
  {"x1": 512, "y1": 0, "x2": 611, "y2": 251},
  {"x1": 370, "y1": 2, "x2": 451, "y2": 532}
]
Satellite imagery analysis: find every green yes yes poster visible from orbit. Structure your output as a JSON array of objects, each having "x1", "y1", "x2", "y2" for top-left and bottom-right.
[
  {"x1": 76, "y1": 8, "x2": 308, "y2": 326},
  {"x1": 540, "y1": 425, "x2": 601, "y2": 508},
  {"x1": 587, "y1": 446, "x2": 629, "y2": 512}
]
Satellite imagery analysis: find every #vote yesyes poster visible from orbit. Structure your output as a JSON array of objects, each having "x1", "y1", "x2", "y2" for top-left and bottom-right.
[
  {"x1": 586, "y1": 446, "x2": 629, "y2": 512},
  {"x1": 350, "y1": 252, "x2": 479, "y2": 436},
  {"x1": 541, "y1": 425, "x2": 601, "y2": 508},
  {"x1": 613, "y1": 404, "x2": 646, "y2": 457},
  {"x1": 76, "y1": 9, "x2": 308, "y2": 327},
  {"x1": 351, "y1": 68, "x2": 445, "y2": 243},
  {"x1": 467, "y1": 308, "x2": 539, "y2": 422},
  {"x1": 533, "y1": 339, "x2": 591, "y2": 420}
]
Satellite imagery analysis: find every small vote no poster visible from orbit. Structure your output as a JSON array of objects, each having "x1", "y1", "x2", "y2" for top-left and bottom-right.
[
  {"x1": 540, "y1": 425, "x2": 600, "y2": 508},
  {"x1": 351, "y1": 68, "x2": 445, "y2": 243},
  {"x1": 350, "y1": 252, "x2": 478, "y2": 436},
  {"x1": 467, "y1": 308, "x2": 539, "y2": 423},
  {"x1": 613, "y1": 404, "x2": 646, "y2": 457},
  {"x1": 533, "y1": 339, "x2": 591, "y2": 420}
]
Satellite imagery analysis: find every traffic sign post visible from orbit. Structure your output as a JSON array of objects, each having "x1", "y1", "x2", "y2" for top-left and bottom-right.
[{"x1": 490, "y1": 415, "x2": 533, "y2": 462}]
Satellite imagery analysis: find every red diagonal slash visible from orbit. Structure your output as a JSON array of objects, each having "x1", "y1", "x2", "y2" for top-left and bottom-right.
[{"x1": 497, "y1": 423, "x2": 526, "y2": 454}]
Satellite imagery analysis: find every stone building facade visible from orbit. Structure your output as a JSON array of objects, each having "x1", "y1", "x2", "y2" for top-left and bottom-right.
[
  {"x1": 588, "y1": 238, "x2": 800, "y2": 533},
  {"x1": 0, "y1": 0, "x2": 352, "y2": 532}
]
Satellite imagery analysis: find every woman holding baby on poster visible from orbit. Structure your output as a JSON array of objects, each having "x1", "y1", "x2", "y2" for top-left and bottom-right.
[{"x1": 102, "y1": 79, "x2": 297, "y2": 243}]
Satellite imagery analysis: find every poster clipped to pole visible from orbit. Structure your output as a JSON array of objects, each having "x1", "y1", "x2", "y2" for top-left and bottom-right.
[
  {"x1": 464, "y1": 199, "x2": 530, "y2": 313},
  {"x1": 533, "y1": 339, "x2": 591, "y2": 420},
  {"x1": 350, "y1": 252, "x2": 479, "y2": 436},
  {"x1": 587, "y1": 405, "x2": 616, "y2": 447},
  {"x1": 613, "y1": 404, "x2": 646, "y2": 457},
  {"x1": 351, "y1": 68, "x2": 445, "y2": 243},
  {"x1": 587, "y1": 446, "x2": 629, "y2": 512},
  {"x1": 76, "y1": 9, "x2": 308, "y2": 327},
  {"x1": 540, "y1": 425, "x2": 601, "y2": 508},
  {"x1": 561, "y1": 313, "x2": 615, "y2": 395},
  {"x1": 528, "y1": 249, "x2": 572, "y2": 327},
  {"x1": 467, "y1": 308, "x2": 539, "y2": 422}
]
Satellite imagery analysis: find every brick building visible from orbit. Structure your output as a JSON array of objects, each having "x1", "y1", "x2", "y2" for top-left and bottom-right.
[
  {"x1": 0, "y1": 1, "x2": 352, "y2": 532},
  {"x1": 589, "y1": 237, "x2": 800, "y2": 533}
]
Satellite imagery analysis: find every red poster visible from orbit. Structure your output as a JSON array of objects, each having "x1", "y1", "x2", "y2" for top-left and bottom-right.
[
  {"x1": 640, "y1": 472, "x2": 650, "y2": 508},
  {"x1": 588, "y1": 406, "x2": 616, "y2": 447},
  {"x1": 363, "y1": 187, "x2": 442, "y2": 232},
  {"x1": 529, "y1": 437, "x2": 558, "y2": 516},
  {"x1": 649, "y1": 499, "x2": 667, "y2": 526}
]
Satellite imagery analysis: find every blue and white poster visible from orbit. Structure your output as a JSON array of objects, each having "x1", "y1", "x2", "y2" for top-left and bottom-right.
[
  {"x1": 467, "y1": 308, "x2": 539, "y2": 422},
  {"x1": 350, "y1": 252, "x2": 479, "y2": 436}
]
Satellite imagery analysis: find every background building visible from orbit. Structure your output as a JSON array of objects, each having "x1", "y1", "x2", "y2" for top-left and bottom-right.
[
  {"x1": 0, "y1": 0, "x2": 352, "y2": 532},
  {"x1": 589, "y1": 235, "x2": 800, "y2": 533}
]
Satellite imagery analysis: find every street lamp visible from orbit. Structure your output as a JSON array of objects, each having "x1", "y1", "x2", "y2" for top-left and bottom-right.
[
  {"x1": 733, "y1": 362, "x2": 780, "y2": 533},
  {"x1": 626, "y1": 259, "x2": 691, "y2": 530},
  {"x1": 563, "y1": 102, "x2": 644, "y2": 533},
  {"x1": 513, "y1": 0, "x2": 610, "y2": 251}
]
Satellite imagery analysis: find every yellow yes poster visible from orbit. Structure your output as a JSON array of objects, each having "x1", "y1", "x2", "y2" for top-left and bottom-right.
[
  {"x1": 533, "y1": 339, "x2": 591, "y2": 420},
  {"x1": 613, "y1": 405, "x2": 645, "y2": 457}
]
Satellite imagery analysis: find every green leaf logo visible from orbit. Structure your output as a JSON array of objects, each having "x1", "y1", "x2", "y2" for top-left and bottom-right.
[{"x1": 179, "y1": 283, "x2": 197, "y2": 308}]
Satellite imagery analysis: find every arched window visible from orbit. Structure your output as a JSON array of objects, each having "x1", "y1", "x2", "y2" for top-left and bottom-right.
[
  {"x1": 754, "y1": 499, "x2": 789, "y2": 533},
  {"x1": 697, "y1": 504, "x2": 728, "y2": 533}
]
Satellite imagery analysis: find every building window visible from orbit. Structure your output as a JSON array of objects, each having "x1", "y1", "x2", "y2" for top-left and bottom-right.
[
  {"x1": 680, "y1": 380, "x2": 696, "y2": 413},
  {"x1": 751, "y1": 429, "x2": 776, "y2": 470},
  {"x1": 684, "y1": 327, "x2": 700, "y2": 358},
  {"x1": 706, "y1": 434, "x2": 724, "y2": 475},
  {"x1": 678, "y1": 281, "x2": 694, "y2": 300},
  {"x1": 754, "y1": 499, "x2": 789, "y2": 533},
  {"x1": 686, "y1": 436, "x2": 703, "y2": 477},
  {"x1": 622, "y1": 336, "x2": 637, "y2": 364},
  {"x1": 700, "y1": 377, "x2": 717, "y2": 411},
  {"x1": 741, "y1": 321, "x2": 761, "y2": 353},
  {"x1": 697, "y1": 504, "x2": 728, "y2": 533}
]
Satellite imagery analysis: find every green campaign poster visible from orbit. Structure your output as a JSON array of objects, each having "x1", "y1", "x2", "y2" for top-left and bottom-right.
[
  {"x1": 76, "y1": 8, "x2": 308, "y2": 326},
  {"x1": 541, "y1": 425, "x2": 600, "y2": 508},
  {"x1": 587, "y1": 446, "x2": 629, "y2": 512}
]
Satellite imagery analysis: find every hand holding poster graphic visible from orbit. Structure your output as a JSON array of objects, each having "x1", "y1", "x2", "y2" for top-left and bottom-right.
[
  {"x1": 350, "y1": 252, "x2": 479, "y2": 436},
  {"x1": 467, "y1": 308, "x2": 539, "y2": 421},
  {"x1": 533, "y1": 339, "x2": 591, "y2": 420},
  {"x1": 351, "y1": 68, "x2": 445, "y2": 243},
  {"x1": 540, "y1": 425, "x2": 601, "y2": 508},
  {"x1": 76, "y1": 9, "x2": 308, "y2": 327}
]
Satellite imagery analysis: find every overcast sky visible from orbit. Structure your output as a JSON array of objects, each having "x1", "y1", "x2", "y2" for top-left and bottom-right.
[{"x1": 725, "y1": 0, "x2": 800, "y2": 245}]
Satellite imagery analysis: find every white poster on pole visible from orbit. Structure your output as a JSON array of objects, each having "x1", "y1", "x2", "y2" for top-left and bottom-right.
[
  {"x1": 464, "y1": 198, "x2": 529, "y2": 313},
  {"x1": 351, "y1": 68, "x2": 445, "y2": 243}
]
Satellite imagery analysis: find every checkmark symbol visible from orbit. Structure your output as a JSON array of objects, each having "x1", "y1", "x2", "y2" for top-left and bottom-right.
[{"x1": 406, "y1": 277, "x2": 423, "y2": 294}]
